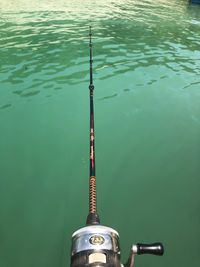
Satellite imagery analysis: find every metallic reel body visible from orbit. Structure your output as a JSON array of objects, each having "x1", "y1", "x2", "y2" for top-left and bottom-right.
[
  {"x1": 71, "y1": 225, "x2": 121, "y2": 267},
  {"x1": 70, "y1": 225, "x2": 164, "y2": 267}
]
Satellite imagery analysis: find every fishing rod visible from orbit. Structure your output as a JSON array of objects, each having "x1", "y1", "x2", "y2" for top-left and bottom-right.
[{"x1": 70, "y1": 26, "x2": 164, "y2": 267}]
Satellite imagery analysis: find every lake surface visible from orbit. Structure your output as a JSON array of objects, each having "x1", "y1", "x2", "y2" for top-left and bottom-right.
[{"x1": 0, "y1": 0, "x2": 200, "y2": 267}]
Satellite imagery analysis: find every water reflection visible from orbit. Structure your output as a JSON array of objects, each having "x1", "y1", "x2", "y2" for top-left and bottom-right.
[
  {"x1": 0, "y1": 0, "x2": 199, "y2": 105},
  {"x1": 0, "y1": 103, "x2": 12, "y2": 109}
]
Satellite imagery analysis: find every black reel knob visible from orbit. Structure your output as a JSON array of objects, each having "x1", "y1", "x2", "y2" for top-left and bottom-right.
[{"x1": 137, "y1": 242, "x2": 164, "y2": 256}]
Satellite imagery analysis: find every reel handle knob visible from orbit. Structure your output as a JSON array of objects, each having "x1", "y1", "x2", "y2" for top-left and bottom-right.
[{"x1": 137, "y1": 242, "x2": 164, "y2": 256}]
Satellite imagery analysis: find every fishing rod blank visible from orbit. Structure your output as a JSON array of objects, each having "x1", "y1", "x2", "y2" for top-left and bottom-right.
[
  {"x1": 70, "y1": 26, "x2": 164, "y2": 267},
  {"x1": 86, "y1": 26, "x2": 100, "y2": 226}
]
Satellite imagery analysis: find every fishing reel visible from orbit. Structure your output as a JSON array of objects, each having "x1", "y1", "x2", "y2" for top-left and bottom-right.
[{"x1": 70, "y1": 215, "x2": 164, "y2": 267}]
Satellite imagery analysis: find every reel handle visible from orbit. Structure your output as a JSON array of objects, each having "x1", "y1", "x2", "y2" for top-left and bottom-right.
[
  {"x1": 136, "y1": 242, "x2": 164, "y2": 256},
  {"x1": 125, "y1": 242, "x2": 164, "y2": 267}
]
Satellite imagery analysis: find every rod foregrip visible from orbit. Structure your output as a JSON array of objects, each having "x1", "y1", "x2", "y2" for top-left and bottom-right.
[{"x1": 136, "y1": 242, "x2": 164, "y2": 256}]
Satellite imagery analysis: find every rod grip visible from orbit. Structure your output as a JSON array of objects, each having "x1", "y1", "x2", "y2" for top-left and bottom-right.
[{"x1": 137, "y1": 242, "x2": 164, "y2": 256}]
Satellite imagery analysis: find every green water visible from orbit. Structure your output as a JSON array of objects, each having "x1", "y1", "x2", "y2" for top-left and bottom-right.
[{"x1": 0, "y1": 0, "x2": 200, "y2": 266}]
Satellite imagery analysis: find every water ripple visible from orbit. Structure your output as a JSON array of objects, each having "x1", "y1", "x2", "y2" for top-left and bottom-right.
[{"x1": 0, "y1": 0, "x2": 199, "y2": 107}]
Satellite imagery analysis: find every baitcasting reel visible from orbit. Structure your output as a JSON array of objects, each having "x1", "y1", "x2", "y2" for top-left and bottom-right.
[{"x1": 70, "y1": 224, "x2": 164, "y2": 267}]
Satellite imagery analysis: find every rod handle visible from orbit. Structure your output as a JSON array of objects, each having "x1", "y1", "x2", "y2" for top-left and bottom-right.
[{"x1": 136, "y1": 242, "x2": 164, "y2": 256}]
